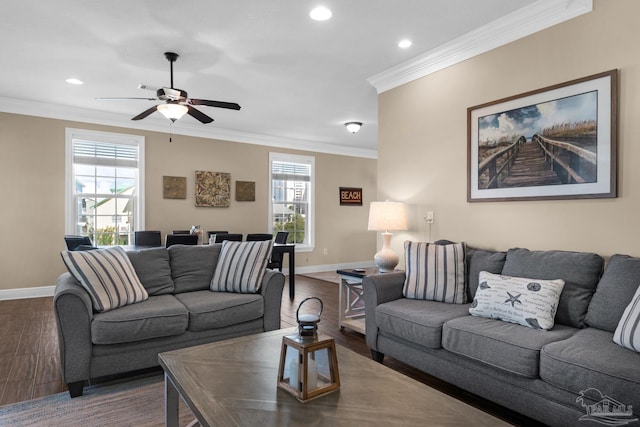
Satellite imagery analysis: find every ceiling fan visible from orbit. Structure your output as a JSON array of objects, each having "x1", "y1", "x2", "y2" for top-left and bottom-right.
[{"x1": 96, "y1": 52, "x2": 240, "y2": 124}]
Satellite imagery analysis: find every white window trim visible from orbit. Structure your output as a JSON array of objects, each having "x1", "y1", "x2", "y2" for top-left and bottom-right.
[
  {"x1": 65, "y1": 128, "x2": 145, "y2": 236},
  {"x1": 269, "y1": 152, "x2": 314, "y2": 252}
]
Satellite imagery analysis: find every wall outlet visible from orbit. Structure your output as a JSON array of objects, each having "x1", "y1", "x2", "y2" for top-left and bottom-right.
[
  {"x1": 323, "y1": 248, "x2": 328, "y2": 255},
  {"x1": 426, "y1": 211, "x2": 434, "y2": 224}
]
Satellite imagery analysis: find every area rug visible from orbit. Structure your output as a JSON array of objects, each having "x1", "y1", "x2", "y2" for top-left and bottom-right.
[{"x1": 0, "y1": 373, "x2": 196, "y2": 427}]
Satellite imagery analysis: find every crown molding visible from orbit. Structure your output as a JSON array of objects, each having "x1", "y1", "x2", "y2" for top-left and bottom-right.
[
  {"x1": 0, "y1": 97, "x2": 377, "y2": 159},
  {"x1": 367, "y1": 0, "x2": 593, "y2": 93}
]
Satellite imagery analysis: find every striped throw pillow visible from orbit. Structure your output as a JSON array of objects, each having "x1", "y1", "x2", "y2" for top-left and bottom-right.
[
  {"x1": 210, "y1": 240, "x2": 273, "y2": 293},
  {"x1": 61, "y1": 246, "x2": 148, "y2": 312},
  {"x1": 613, "y1": 283, "x2": 640, "y2": 352},
  {"x1": 403, "y1": 241, "x2": 467, "y2": 303}
]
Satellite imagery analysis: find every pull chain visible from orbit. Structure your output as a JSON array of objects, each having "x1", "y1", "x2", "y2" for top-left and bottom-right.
[{"x1": 169, "y1": 122, "x2": 173, "y2": 143}]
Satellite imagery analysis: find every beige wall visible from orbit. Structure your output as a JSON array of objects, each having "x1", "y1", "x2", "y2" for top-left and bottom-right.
[
  {"x1": 0, "y1": 113, "x2": 376, "y2": 291},
  {"x1": 378, "y1": 0, "x2": 640, "y2": 260}
]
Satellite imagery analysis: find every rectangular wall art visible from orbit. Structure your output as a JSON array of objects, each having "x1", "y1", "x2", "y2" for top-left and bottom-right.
[
  {"x1": 195, "y1": 171, "x2": 231, "y2": 207},
  {"x1": 163, "y1": 176, "x2": 187, "y2": 199},
  {"x1": 467, "y1": 70, "x2": 617, "y2": 202}
]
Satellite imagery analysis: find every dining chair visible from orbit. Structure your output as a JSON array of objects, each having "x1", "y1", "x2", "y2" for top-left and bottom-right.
[
  {"x1": 172, "y1": 230, "x2": 191, "y2": 235},
  {"x1": 213, "y1": 233, "x2": 243, "y2": 243},
  {"x1": 165, "y1": 234, "x2": 199, "y2": 247},
  {"x1": 64, "y1": 235, "x2": 95, "y2": 251},
  {"x1": 274, "y1": 231, "x2": 290, "y2": 244},
  {"x1": 246, "y1": 233, "x2": 273, "y2": 241},
  {"x1": 268, "y1": 231, "x2": 290, "y2": 271},
  {"x1": 134, "y1": 230, "x2": 162, "y2": 247}
]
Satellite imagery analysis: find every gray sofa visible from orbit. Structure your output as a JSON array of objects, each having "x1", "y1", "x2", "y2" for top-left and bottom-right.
[
  {"x1": 364, "y1": 245, "x2": 640, "y2": 426},
  {"x1": 54, "y1": 244, "x2": 285, "y2": 397}
]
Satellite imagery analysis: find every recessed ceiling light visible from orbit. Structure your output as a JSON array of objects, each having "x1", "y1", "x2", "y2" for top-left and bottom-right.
[
  {"x1": 310, "y1": 6, "x2": 332, "y2": 21},
  {"x1": 65, "y1": 78, "x2": 84, "y2": 85},
  {"x1": 398, "y1": 39, "x2": 412, "y2": 49}
]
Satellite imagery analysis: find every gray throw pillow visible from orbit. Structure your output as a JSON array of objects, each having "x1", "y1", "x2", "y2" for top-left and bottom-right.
[
  {"x1": 501, "y1": 248, "x2": 604, "y2": 328},
  {"x1": 169, "y1": 244, "x2": 222, "y2": 293},
  {"x1": 585, "y1": 254, "x2": 640, "y2": 332},
  {"x1": 126, "y1": 247, "x2": 174, "y2": 296},
  {"x1": 466, "y1": 247, "x2": 507, "y2": 300}
]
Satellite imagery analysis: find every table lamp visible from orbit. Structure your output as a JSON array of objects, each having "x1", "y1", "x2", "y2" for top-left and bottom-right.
[{"x1": 367, "y1": 201, "x2": 408, "y2": 272}]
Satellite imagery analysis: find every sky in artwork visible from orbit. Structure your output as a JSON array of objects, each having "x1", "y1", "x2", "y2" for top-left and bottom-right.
[{"x1": 478, "y1": 91, "x2": 597, "y2": 142}]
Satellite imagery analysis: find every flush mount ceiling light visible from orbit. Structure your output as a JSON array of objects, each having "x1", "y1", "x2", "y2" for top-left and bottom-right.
[
  {"x1": 157, "y1": 103, "x2": 188, "y2": 122},
  {"x1": 310, "y1": 6, "x2": 332, "y2": 21},
  {"x1": 398, "y1": 39, "x2": 412, "y2": 48},
  {"x1": 344, "y1": 122, "x2": 363, "y2": 134},
  {"x1": 65, "y1": 78, "x2": 84, "y2": 85}
]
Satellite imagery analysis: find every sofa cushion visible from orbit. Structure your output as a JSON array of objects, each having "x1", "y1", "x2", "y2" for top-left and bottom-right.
[
  {"x1": 540, "y1": 328, "x2": 640, "y2": 413},
  {"x1": 466, "y1": 247, "x2": 507, "y2": 300},
  {"x1": 61, "y1": 246, "x2": 148, "y2": 313},
  {"x1": 210, "y1": 240, "x2": 272, "y2": 293},
  {"x1": 169, "y1": 244, "x2": 221, "y2": 293},
  {"x1": 175, "y1": 290, "x2": 264, "y2": 331},
  {"x1": 501, "y1": 248, "x2": 604, "y2": 328},
  {"x1": 469, "y1": 271, "x2": 564, "y2": 330},
  {"x1": 376, "y1": 299, "x2": 471, "y2": 349},
  {"x1": 585, "y1": 254, "x2": 640, "y2": 332},
  {"x1": 91, "y1": 294, "x2": 188, "y2": 344},
  {"x1": 613, "y1": 283, "x2": 640, "y2": 352},
  {"x1": 126, "y1": 247, "x2": 174, "y2": 295},
  {"x1": 442, "y1": 316, "x2": 577, "y2": 378},
  {"x1": 403, "y1": 241, "x2": 467, "y2": 303}
]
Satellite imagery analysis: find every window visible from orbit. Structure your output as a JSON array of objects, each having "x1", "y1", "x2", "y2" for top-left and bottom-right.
[
  {"x1": 269, "y1": 153, "x2": 314, "y2": 251},
  {"x1": 65, "y1": 128, "x2": 145, "y2": 246}
]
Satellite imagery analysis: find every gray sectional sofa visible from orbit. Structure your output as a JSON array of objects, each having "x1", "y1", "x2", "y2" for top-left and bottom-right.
[
  {"x1": 364, "y1": 244, "x2": 640, "y2": 426},
  {"x1": 54, "y1": 244, "x2": 285, "y2": 397}
]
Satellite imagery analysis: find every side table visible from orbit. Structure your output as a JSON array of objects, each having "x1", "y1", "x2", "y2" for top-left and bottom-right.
[{"x1": 337, "y1": 267, "x2": 385, "y2": 334}]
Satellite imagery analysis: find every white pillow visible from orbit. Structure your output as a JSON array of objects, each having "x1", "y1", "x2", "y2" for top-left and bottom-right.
[
  {"x1": 61, "y1": 246, "x2": 148, "y2": 312},
  {"x1": 403, "y1": 241, "x2": 467, "y2": 303},
  {"x1": 613, "y1": 283, "x2": 640, "y2": 352},
  {"x1": 210, "y1": 240, "x2": 273, "y2": 293},
  {"x1": 469, "y1": 271, "x2": 565, "y2": 330}
]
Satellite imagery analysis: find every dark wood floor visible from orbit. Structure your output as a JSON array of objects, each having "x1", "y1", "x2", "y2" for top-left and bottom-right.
[{"x1": 0, "y1": 275, "x2": 541, "y2": 426}]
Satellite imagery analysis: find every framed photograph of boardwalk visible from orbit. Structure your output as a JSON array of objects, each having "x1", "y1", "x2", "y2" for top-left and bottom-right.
[{"x1": 467, "y1": 70, "x2": 617, "y2": 202}]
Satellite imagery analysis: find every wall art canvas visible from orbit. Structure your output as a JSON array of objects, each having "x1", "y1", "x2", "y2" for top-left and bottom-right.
[
  {"x1": 467, "y1": 70, "x2": 617, "y2": 202},
  {"x1": 163, "y1": 176, "x2": 187, "y2": 199},
  {"x1": 236, "y1": 181, "x2": 256, "y2": 201},
  {"x1": 195, "y1": 171, "x2": 231, "y2": 207}
]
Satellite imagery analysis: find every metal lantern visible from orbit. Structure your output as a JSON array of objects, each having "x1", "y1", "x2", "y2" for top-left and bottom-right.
[{"x1": 277, "y1": 297, "x2": 340, "y2": 402}]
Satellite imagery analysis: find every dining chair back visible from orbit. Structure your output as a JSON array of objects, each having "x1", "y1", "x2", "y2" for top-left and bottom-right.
[
  {"x1": 172, "y1": 230, "x2": 191, "y2": 235},
  {"x1": 64, "y1": 235, "x2": 94, "y2": 251},
  {"x1": 214, "y1": 233, "x2": 243, "y2": 243},
  {"x1": 274, "y1": 231, "x2": 289, "y2": 244},
  {"x1": 134, "y1": 230, "x2": 162, "y2": 247},
  {"x1": 165, "y1": 234, "x2": 199, "y2": 247},
  {"x1": 246, "y1": 233, "x2": 273, "y2": 241},
  {"x1": 207, "y1": 230, "x2": 229, "y2": 239}
]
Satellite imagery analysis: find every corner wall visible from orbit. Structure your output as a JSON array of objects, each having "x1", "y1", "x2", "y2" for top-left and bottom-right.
[
  {"x1": 0, "y1": 113, "x2": 376, "y2": 292},
  {"x1": 378, "y1": 0, "x2": 640, "y2": 258}
]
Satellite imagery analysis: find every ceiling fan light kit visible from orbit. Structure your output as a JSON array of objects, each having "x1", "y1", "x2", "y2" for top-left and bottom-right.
[
  {"x1": 157, "y1": 103, "x2": 188, "y2": 122},
  {"x1": 97, "y1": 52, "x2": 240, "y2": 124},
  {"x1": 344, "y1": 121, "x2": 362, "y2": 134}
]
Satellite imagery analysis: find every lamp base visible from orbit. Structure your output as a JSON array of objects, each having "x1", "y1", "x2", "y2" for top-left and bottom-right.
[{"x1": 374, "y1": 232, "x2": 399, "y2": 272}]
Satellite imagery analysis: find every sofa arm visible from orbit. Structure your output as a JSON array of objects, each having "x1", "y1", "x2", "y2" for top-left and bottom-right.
[
  {"x1": 260, "y1": 269, "x2": 285, "y2": 331},
  {"x1": 363, "y1": 271, "x2": 406, "y2": 351},
  {"x1": 53, "y1": 273, "x2": 94, "y2": 387}
]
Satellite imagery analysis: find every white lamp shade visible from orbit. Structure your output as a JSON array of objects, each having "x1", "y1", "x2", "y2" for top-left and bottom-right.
[
  {"x1": 157, "y1": 103, "x2": 188, "y2": 122},
  {"x1": 367, "y1": 201, "x2": 408, "y2": 232}
]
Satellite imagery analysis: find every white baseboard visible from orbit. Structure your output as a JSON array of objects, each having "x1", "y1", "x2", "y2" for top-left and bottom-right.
[
  {"x1": 0, "y1": 285, "x2": 55, "y2": 300},
  {"x1": 0, "y1": 262, "x2": 375, "y2": 300}
]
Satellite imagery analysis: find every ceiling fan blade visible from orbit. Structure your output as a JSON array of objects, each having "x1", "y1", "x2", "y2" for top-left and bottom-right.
[
  {"x1": 96, "y1": 97, "x2": 157, "y2": 101},
  {"x1": 189, "y1": 99, "x2": 241, "y2": 110},
  {"x1": 187, "y1": 105, "x2": 214, "y2": 123},
  {"x1": 131, "y1": 105, "x2": 159, "y2": 121}
]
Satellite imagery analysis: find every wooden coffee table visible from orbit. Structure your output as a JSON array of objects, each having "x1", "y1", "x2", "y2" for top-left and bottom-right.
[{"x1": 159, "y1": 329, "x2": 510, "y2": 427}]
